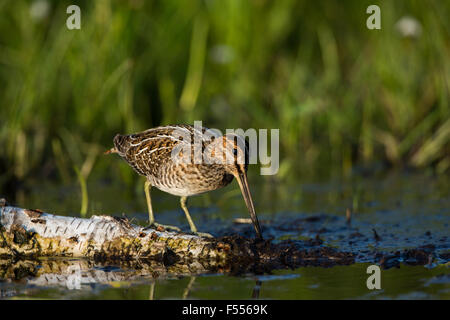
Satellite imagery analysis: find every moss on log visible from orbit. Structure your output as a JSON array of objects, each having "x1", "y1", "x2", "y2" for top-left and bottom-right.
[
  {"x1": 0, "y1": 199, "x2": 356, "y2": 274},
  {"x1": 0, "y1": 203, "x2": 229, "y2": 264}
]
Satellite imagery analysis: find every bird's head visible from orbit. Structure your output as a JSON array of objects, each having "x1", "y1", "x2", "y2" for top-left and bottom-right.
[
  {"x1": 205, "y1": 134, "x2": 262, "y2": 239},
  {"x1": 205, "y1": 134, "x2": 248, "y2": 174}
]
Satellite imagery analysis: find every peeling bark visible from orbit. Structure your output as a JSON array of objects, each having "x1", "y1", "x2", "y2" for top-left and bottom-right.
[
  {"x1": 0, "y1": 200, "x2": 356, "y2": 275},
  {"x1": 0, "y1": 204, "x2": 228, "y2": 264}
]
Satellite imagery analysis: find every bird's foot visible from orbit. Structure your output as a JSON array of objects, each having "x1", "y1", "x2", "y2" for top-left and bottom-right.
[
  {"x1": 191, "y1": 231, "x2": 214, "y2": 238},
  {"x1": 147, "y1": 222, "x2": 181, "y2": 232}
]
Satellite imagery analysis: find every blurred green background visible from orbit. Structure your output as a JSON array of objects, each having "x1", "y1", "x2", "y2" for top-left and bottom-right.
[{"x1": 0, "y1": 0, "x2": 449, "y2": 205}]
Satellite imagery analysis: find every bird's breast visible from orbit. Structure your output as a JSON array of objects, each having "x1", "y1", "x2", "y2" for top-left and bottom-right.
[{"x1": 148, "y1": 163, "x2": 233, "y2": 197}]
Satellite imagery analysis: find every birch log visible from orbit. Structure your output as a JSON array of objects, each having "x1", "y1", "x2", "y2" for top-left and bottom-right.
[
  {"x1": 0, "y1": 201, "x2": 228, "y2": 265},
  {"x1": 0, "y1": 199, "x2": 356, "y2": 273}
]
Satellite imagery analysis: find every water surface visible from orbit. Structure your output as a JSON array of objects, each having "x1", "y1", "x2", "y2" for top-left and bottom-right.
[{"x1": 1, "y1": 172, "x2": 449, "y2": 299}]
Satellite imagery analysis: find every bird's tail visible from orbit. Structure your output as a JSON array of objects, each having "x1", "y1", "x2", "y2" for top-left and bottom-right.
[
  {"x1": 104, "y1": 134, "x2": 131, "y2": 155},
  {"x1": 104, "y1": 147, "x2": 118, "y2": 155},
  {"x1": 112, "y1": 134, "x2": 131, "y2": 154}
]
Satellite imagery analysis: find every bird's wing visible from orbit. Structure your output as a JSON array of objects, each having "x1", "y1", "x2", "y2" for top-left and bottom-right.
[{"x1": 113, "y1": 124, "x2": 215, "y2": 177}]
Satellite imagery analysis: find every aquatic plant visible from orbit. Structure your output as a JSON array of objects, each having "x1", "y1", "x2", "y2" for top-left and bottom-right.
[{"x1": 0, "y1": 0, "x2": 448, "y2": 200}]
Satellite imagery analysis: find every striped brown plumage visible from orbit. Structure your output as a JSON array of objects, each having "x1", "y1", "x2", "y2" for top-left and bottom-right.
[{"x1": 108, "y1": 124, "x2": 262, "y2": 239}]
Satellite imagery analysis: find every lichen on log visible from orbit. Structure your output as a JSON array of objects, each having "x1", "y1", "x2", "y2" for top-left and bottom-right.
[
  {"x1": 0, "y1": 203, "x2": 228, "y2": 264},
  {"x1": 0, "y1": 200, "x2": 357, "y2": 274}
]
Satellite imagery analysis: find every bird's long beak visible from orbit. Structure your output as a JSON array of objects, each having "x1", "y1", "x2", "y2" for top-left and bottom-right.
[{"x1": 235, "y1": 171, "x2": 263, "y2": 240}]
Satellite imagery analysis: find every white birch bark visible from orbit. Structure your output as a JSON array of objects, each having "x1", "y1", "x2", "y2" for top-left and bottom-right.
[{"x1": 0, "y1": 203, "x2": 229, "y2": 264}]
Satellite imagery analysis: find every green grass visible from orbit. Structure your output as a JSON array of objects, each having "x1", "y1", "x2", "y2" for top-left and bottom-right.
[{"x1": 0, "y1": 0, "x2": 449, "y2": 195}]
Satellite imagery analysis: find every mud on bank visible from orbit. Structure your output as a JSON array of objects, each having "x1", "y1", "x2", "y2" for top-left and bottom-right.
[{"x1": 1, "y1": 201, "x2": 448, "y2": 281}]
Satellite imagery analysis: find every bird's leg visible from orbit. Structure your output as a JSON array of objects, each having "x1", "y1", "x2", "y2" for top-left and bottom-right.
[
  {"x1": 180, "y1": 196, "x2": 213, "y2": 238},
  {"x1": 180, "y1": 196, "x2": 196, "y2": 232},
  {"x1": 144, "y1": 180, "x2": 180, "y2": 232},
  {"x1": 144, "y1": 180, "x2": 155, "y2": 225}
]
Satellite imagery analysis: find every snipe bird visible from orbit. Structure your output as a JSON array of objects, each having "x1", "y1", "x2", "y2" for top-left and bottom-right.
[{"x1": 106, "y1": 124, "x2": 263, "y2": 239}]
